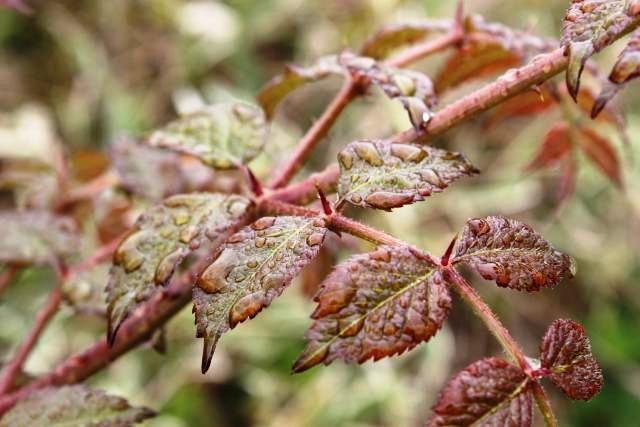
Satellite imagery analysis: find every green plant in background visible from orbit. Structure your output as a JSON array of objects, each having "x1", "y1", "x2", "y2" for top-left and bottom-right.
[{"x1": 0, "y1": 0, "x2": 639, "y2": 426}]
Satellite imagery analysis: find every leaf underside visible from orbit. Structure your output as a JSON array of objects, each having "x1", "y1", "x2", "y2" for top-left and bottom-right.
[
  {"x1": 453, "y1": 216, "x2": 575, "y2": 291},
  {"x1": 107, "y1": 193, "x2": 250, "y2": 345},
  {"x1": 293, "y1": 246, "x2": 450, "y2": 373},
  {"x1": 427, "y1": 357, "x2": 532, "y2": 427},
  {"x1": 540, "y1": 319, "x2": 603, "y2": 401},
  {"x1": 193, "y1": 215, "x2": 327, "y2": 373},
  {"x1": 145, "y1": 102, "x2": 267, "y2": 170},
  {"x1": 0, "y1": 385, "x2": 155, "y2": 427},
  {"x1": 337, "y1": 140, "x2": 478, "y2": 210}
]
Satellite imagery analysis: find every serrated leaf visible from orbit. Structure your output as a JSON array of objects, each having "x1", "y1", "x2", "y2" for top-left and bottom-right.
[
  {"x1": 193, "y1": 215, "x2": 327, "y2": 373},
  {"x1": 145, "y1": 102, "x2": 267, "y2": 170},
  {"x1": 62, "y1": 263, "x2": 109, "y2": 317},
  {"x1": 427, "y1": 357, "x2": 532, "y2": 427},
  {"x1": 360, "y1": 20, "x2": 450, "y2": 59},
  {"x1": 292, "y1": 246, "x2": 450, "y2": 373},
  {"x1": 337, "y1": 140, "x2": 478, "y2": 210},
  {"x1": 561, "y1": 0, "x2": 640, "y2": 101},
  {"x1": 257, "y1": 56, "x2": 344, "y2": 119},
  {"x1": 525, "y1": 122, "x2": 573, "y2": 171},
  {"x1": 540, "y1": 319, "x2": 603, "y2": 400},
  {"x1": 107, "y1": 193, "x2": 250, "y2": 344},
  {"x1": 0, "y1": 211, "x2": 78, "y2": 266},
  {"x1": 0, "y1": 385, "x2": 154, "y2": 427},
  {"x1": 452, "y1": 216, "x2": 575, "y2": 291},
  {"x1": 578, "y1": 127, "x2": 623, "y2": 187}
]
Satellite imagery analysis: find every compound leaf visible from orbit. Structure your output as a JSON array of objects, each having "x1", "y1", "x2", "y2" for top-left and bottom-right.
[
  {"x1": 561, "y1": 0, "x2": 640, "y2": 101},
  {"x1": 194, "y1": 215, "x2": 327, "y2": 373},
  {"x1": 578, "y1": 127, "x2": 623, "y2": 187},
  {"x1": 360, "y1": 20, "x2": 450, "y2": 59},
  {"x1": 0, "y1": 385, "x2": 154, "y2": 427},
  {"x1": 107, "y1": 193, "x2": 250, "y2": 345},
  {"x1": 337, "y1": 140, "x2": 478, "y2": 210},
  {"x1": 452, "y1": 216, "x2": 576, "y2": 291},
  {"x1": 427, "y1": 357, "x2": 532, "y2": 427},
  {"x1": 540, "y1": 319, "x2": 603, "y2": 400},
  {"x1": 145, "y1": 102, "x2": 267, "y2": 170},
  {"x1": 293, "y1": 246, "x2": 450, "y2": 373}
]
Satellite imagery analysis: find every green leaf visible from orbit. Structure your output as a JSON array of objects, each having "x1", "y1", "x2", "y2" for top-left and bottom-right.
[
  {"x1": 145, "y1": 102, "x2": 268, "y2": 170},
  {"x1": 0, "y1": 211, "x2": 78, "y2": 266},
  {"x1": 337, "y1": 140, "x2": 478, "y2": 209},
  {"x1": 107, "y1": 193, "x2": 250, "y2": 345},
  {"x1": 193, "y1": 215, "x2": 327, "y2": 373},
  {"x1": 561, "y1": 0, "x2": 640, "y2": 101},
  {"x1": 0, "y1": 385, "x2": 154, "y2": 427},
  {"x1": 360, "y1": 20, "x2": 450, "y2": 59},
  {"x1": 62, "y1": 263, "x2": 109, "y2": 317},
  {"x1": 452, "y1": 216, "x2": 576, "y2": 291},
  {"x1": 293, "y1": 246, "x2": 450, "y2": 373}
]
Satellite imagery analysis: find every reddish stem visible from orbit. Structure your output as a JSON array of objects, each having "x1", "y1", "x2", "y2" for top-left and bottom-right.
[{"x1": 531, "y1": 382, "x2": 559, "y2": 427}]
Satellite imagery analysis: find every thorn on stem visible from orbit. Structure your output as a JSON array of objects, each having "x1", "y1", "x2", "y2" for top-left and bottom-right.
[
  {"x1": 243, "y1": 166, "x2": 263, "y2": 197},
  {"x1": 441, "y1": 233, "x2": 458, "y2": 266},
  {"x1": 316, "y1": 183, "x2": 333, "y2": 216}
]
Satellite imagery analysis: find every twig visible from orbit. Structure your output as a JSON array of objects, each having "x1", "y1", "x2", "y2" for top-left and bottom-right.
[{"x1": 531, "y1": 381, "x2": 559, "y2": 427}]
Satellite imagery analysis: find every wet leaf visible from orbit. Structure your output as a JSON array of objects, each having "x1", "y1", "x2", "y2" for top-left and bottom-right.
[
  {"x1": 561, "y1": 0, "x2": 640, "y2": 101},
  {"x1": 107, "y1": 193, "x2": 251, "y2": 345},
  {"x1": 337, "y1": 140, "x2": 478, "y2": 210},
  {"x1": 62, "y1": 263, "x2": 109, "y2": 317},
  {"x1": 360, "y1": 20, "x2": 450, "y2": 59},
  {"x1": 426, "y1": 357, "x2": 532, "y2": 427},
  {"x1": 525, "y1": 122, "x2": 573, "y2": 171},
  {"x1": 578, "y1": 127, "x2": 623, "y2": 187},
  {"x1": 194, "y1": 215, "x2": 327, "y2": 373},
  {"x1": 0, "y1": 385, "x2": 154, "y2": 427},
  {"x1": 145, "y1": 102, "x2": 267, "y2": 169},
  {"x1": 452, "y1": 216, "x2": 575, "y2": 291},
  {"x1": 540, "y1": 319, "x2": 603, "y2": 400},
  {"x1": 0, "y1": 211, "x2": 78, "y2": 266},
  {"x1": 293, "y1": 246, "x2": 450, "y2": 373}
]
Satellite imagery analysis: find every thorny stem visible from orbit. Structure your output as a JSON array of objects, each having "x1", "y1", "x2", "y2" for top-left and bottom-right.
[{"x1": 531, "y1": 382, "x2": 559, "y2": 427}]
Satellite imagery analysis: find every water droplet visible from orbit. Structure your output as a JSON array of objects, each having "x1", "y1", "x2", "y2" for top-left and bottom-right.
[
  {"x1": 252, "y1": 216, "x2": 276, "y2": 230},
  {"x1": 365, "y1": 191, "x2": 413, "y2": 209},
  {"x1": 306, "y1": 232, "x2": 325, "y2": 246},
  {"x1": 338, "y1": 151, "x2": 353, "y2": 169},
  {"x1": 390, "y1": 144, "x2": 427, "y2": 162},
  {"x1": 255, "y1": 237, "x2": 266, "y2": 248},
  {"x1": 352, "y1": 141, "x2": 383, "y2": 166},
  {"x1": 339, "y1": 317, "x2": 364, "y2": 337},
  {"x1": 420, "y1": 169, "x2": 445, "y2": 188},
  {"x1": 155, "y1": 249, "x2": 186, "y2": 285},
  {"x1": 197, "y1": 250, "x2": 235, "y2": 293},
  {"x1": 263, "y1": 273, "x2": 284, "y2": 290},
  {"x1": 370, "y1": 249, "x2": 391, "y2": 262},
  {"x1": 229, "y1": 292, "x2": 266, "y2": 328},
  {"x1": 179, "y1": 225, "x2": 199, "y2": 243},
  {"x1": 350, "y1": 194, "x2": 362, "y2": 204},
  {"x1": 173, "y1": 212, "x2": 190, "y2": 226},
  {"x1": 247, "y1": 260, "x2": 258, "y2": 269}
]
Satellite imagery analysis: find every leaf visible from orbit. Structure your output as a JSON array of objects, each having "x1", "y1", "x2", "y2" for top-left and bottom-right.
[
  {"x1": 337, "y1": 140, "x2": 478, "y2": 210},
  {"x1": 145, "y1": 102, "x2": 268, "y2": 170},
  {"x1": 292, "y1": 246, "x2": 450, "y2": 373},
  {"x1": 525, "y1": 122, "x2": 573, "y2": 171},
  {"x1": 0, "y1": 384, "x2": 154, "y2": 427},
  {"x1": 193, "y1": 215, "x2": 327, "y2": 373},
  {"x1": 578, "y1": 127, "x2": 623, "y2": 187},
  {"x1": 561, "y1": 0, "x2": 640, "y2": 101},
  {"x1": 107, "y1": 193, "x2": 250, "y2": 345},
  {"x1": 426, "y1": 357, "x2": 532, "y2": 427},
  {"x1": 593, "y1": 28, "x2": 640, "y2": 116},
  {"x1": 256, "y1": 56, "x2": 344, "y2": 119},
  {"x1": 452, "y1": 216, "x2": 576, "y2": 291},
  {"x1": 484, "y1": 87, "x2": 556, "y2": 129},
  {"x1": 0, "y1": 160, "x2": 59, "y2": 209},
  {"x1": 540, "y1": 319, "x2": 603, "y2": 400},
  {"x1": 557, "y1": 155, "x2": 577, "y2": 206},
  {"x1": 360, "y1": 20, "x2": 450, "y2": 59},
  {"x1": 0, "y1": 211, "x2": 78, "y2": 266},
  {"x1": 62, "y1": 263, "x2": 109, "y2": 317}
]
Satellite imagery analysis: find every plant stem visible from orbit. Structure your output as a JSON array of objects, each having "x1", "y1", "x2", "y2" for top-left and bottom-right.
[{"x1": 531, "y1": 381, "x2": 559, "y2": 427}]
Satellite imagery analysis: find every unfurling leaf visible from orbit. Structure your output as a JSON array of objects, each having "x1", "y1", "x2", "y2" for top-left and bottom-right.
[
  {"x1": 194, "y1": 215, "x2": 327, "y2": 373},
  {"x1": 293, "y1": 246, "x2": 450, "y2": 373},
  {"x1": 107, "y1": 193, "x2": 250, "y2": 345},
  {"x1": 145, "y1": 102, "x2": 268, "y2": 170},
  {"x1": 578, "y1": 127, "x2": 623, "y2": 187},
  {"x1": 360, "y1": 20, "x2": 450, "y2": 59},
  {"x1": 593, "y1": 28, "x2": 640, "y2": 116},
  {"x1": 427, "y1": 358, "x2": 532, "y2": 427},
  {"x1": 561, "y1": 0, "x2": 640, "y2": 101},
  {"x1": 540, "y1": 319, "x2": 603, "y2": 400},
  {"x1": 452, "y1": 216, "x2": 575, "y2": 291},
  {"x1": 525, "y1": 122, "x2": 573, "y2": 171},
  {"x1": 337, "y1": 140, "x2": 478, "y2": 210},
  {"x1": 62, "y1": 263, "x2": 109, "y2": 317},
  {"x1": 0, "y1": 211, "x2": 78, "y2": 265},
  {"x1": 0, "y1": 385, "x2": 154, "y2": 427}
]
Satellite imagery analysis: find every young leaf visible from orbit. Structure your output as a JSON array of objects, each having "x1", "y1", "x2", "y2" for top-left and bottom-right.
[
  {"x1": 525, "y1": 122, "x2": 573, "y2": 171},
  {"x1": 0, "y1": 385, "x2": 154, "y2": 427},
  {"x1": 337, "y1": 140, "x2": 478, "y2": 210},
  {"x1": 145, "y1": 102, "x2": 268, "y2": 170},
  {"x1": 452, "y1": 216, "x2": 575, "y2": 291},
  {"x1": 62, "y1": 263, "x2": 109, "y2": 317},
  {"x1": 578, "y1": 127, "x2": 623, "y2": 187},
  {"x1": 360, "y1": 20, "x2": 450, "y2": 59},
  {"x1": 0, "y1": 211, "x2": 78, "y2": 265},
  {"x1": 427, "y1": 358, "x2": 532, "y2": 427},
  {"x1": 194, "y1": 215, "x2": 327, "y2": 373},
  {"x1": 561, "y1": 0, "x2": 640, "y2": 101},
  {"x1": 292, "y1": 246, "x2": 450, "y2": 373},
  {"x1": 107, "y1": 193, "x2": 250, "y2": 345},
  {"x1": 540, "y1": 319, "x2": 603, "y2": 400}
]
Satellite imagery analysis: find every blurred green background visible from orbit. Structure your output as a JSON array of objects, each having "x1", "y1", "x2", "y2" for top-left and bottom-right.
[{"x1": 1, "y1": 0, "x2": 639, "y2": 426}]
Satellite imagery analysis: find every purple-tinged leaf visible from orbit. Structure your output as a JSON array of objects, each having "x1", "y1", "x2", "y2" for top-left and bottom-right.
[
  {"x1": 578, "y1": 127, "x2": 623, "y2": 187},
  {"x1": 525, "y1": 122, "x2": 573, "y2": 171},
  {"x1": 360, "y1": 20, "x2": 450, "y2": 59}
]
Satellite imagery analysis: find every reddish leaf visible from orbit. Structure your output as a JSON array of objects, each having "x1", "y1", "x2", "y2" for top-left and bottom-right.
[
  {"x1": 293, "y1": 246, "x2": 450, "y2": 373},
  {"x1": 0, "y1": 0, "x2": 31, "y2": 14},
  {"x1": 556, "y1": 155, "x2": 577, "y2": 206},
  {"x1": 360, "y1": 21, "x2": 450, "y2": 60},
  {"x1": 452, "y1": 216, "x2": 576, "y2": 291},
  {"x1": 484, "y1": 87, "x2": 556, "y2": 129},
  {"x1": 540, "y1": 319, "x2": 603, "y2": 401},
  {"x1": 525, "y1": 122, "x2": 572, "y2": 171},
  {"x1": 578, "y1": 127, "x2": 623, "y2": 187},
  {"x1": 427, "y1": 358, "x2": 532, "y2": 427}
]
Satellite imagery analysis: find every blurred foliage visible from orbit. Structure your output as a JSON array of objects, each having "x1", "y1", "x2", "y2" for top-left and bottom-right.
[{"x1": 0, "y1": 0, "x2": 639, "y2": 426}]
